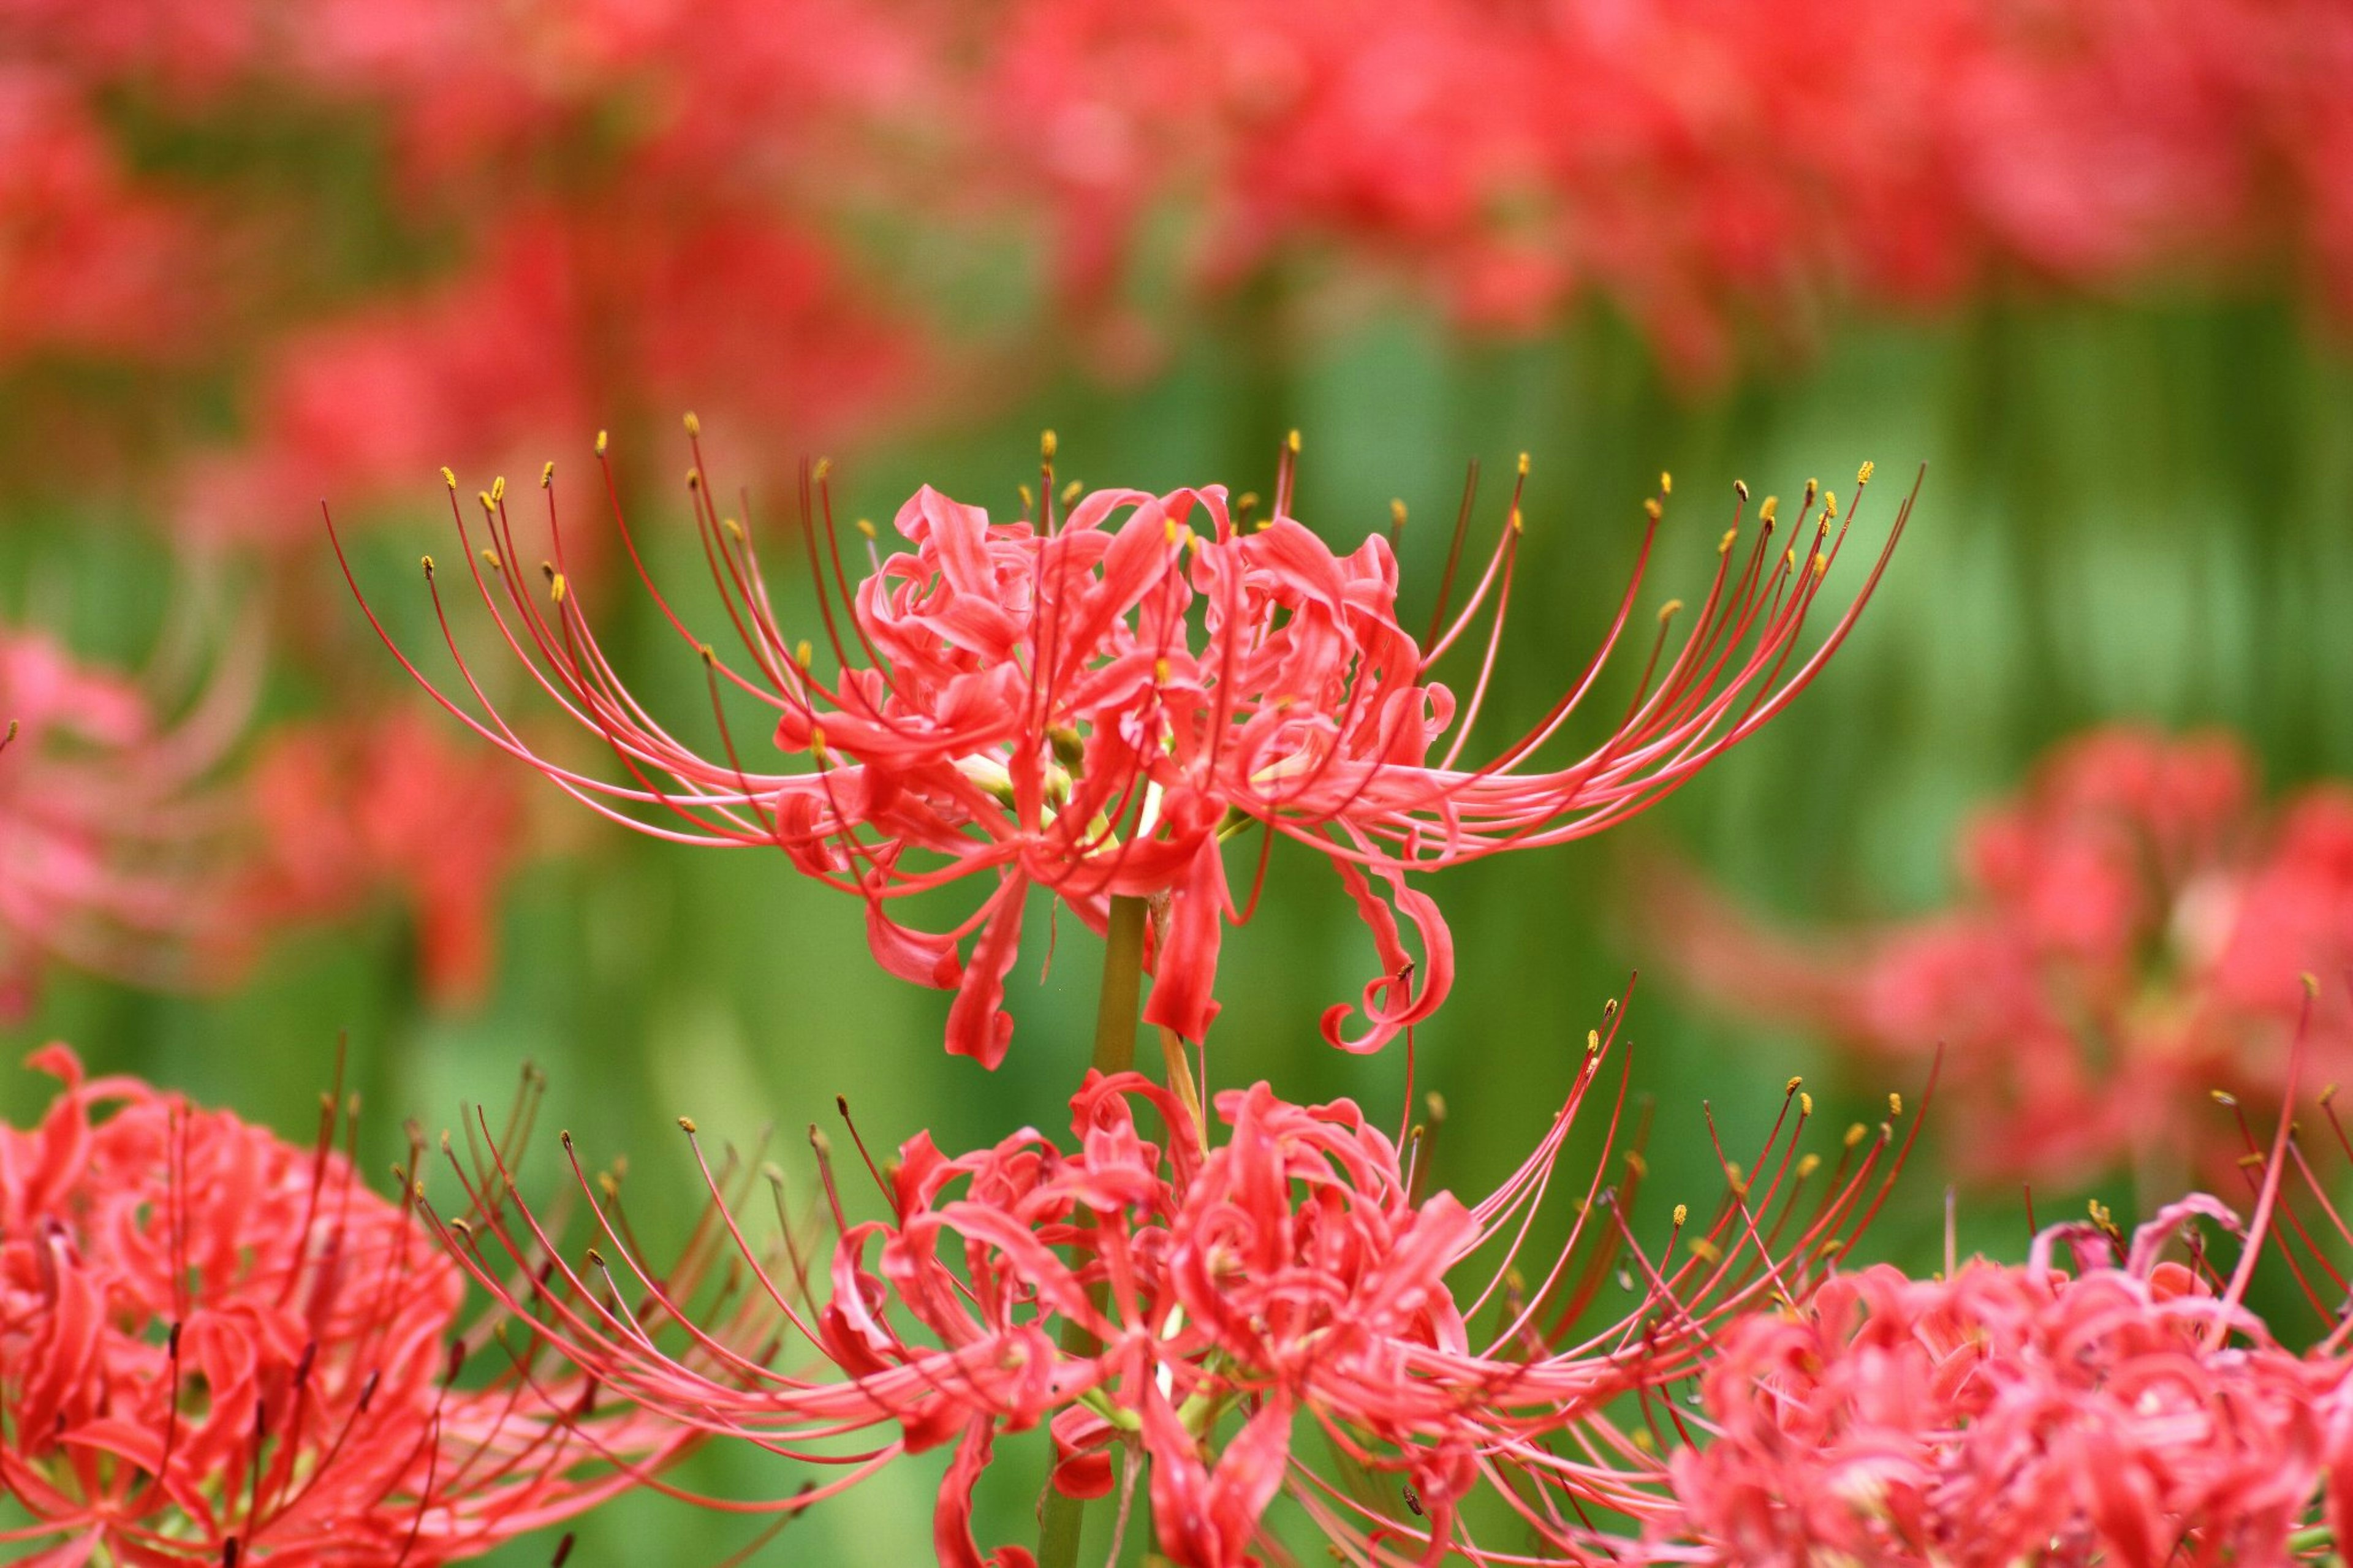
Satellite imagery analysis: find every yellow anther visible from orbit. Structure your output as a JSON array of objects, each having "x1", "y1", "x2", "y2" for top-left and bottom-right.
[
  {"x1": 698, "y1": 643, "x2": 715, "y2": 664},
  {"x1": 1813, "y1": 555, "x2": 1829, "y2": 578},
  {"x1": 1823, "y1": 490, "x2": 1838, "y2": 518},
  {"x1": 1586, "y1": 1029, "x2": 1601, "y2": 1054},
  {"x1": 1658, "y1": 598, "x2": 1683, "y2": 623},
  {"x1": 678, "y1": 1115, "x2": 698, "y2": 1134},
  {"x1": 1803, "y1": 479, "x2": 1818, "y2": 506},
  {"x1": 1632, "y1": 1430, "x2": 1656, "y2": 1454},
  {"x1": 2323, "y1": 1083, "x2": 2341, "y2": 1106},
  {"x1": 686, "y1": 468, "x2": 702, "y2": 490},
  {"x1": 1061, "y1": 480, "x2": 1082, "y2": 506},
  {"x1": 722, "y1": 517, "x2": 745, "y2": 540},
  {"x1": 1164, "y1": 517, "x2": 1179, "y2": 545},
  {"x1": 1018, "y1": 484, "x2": 1035, "y2": 511},
  {"x1": 1659, "y1": 471, "x2": 1672, "y2": 495},
  {"x1": 1724, "y1": 1161, "x2": 1747, "y2": 1195},
  {"x1": 480, "y1": 547, "x2": 502, "y2": 569},
  {"x1": 1844, "y1": 1123, "x2": 1866, "y2": 1148},
  {"x1": 1786, "y1": 1075, "x2": 1803, "y2": 1093},
  {"x1": 1389, "y1": 498, "x2": 1407, "y2": 529},
  {"x1": 1734, "y1": 479, "x2": 1749, "y2": 502},
  {"x1": 441, "y1": 465, "x2": 457, "y2": 490},
  {"x1": 540, "y1": 460, "x2": 555, "y2": 488},
  {"x1": 594, "y1": 430, "x2": 608, "y2": 456},
  {"x1": 2211, "y1": 1088, "x2": 2237, "y2": 1107},
  {"x1": 420, "y1": 554, "x2": 436, "y2": 575},
  {"x1": 809, "y1": 725, "x2": 827, "y2": 757},
  {"x1": 1516, "y1": 451, "x2": 1529, "y2": 477},
  {"x1": 549, "y1": 572, "x2": 567, "y2": 604},
  {"x1": 1286, "y1": 429, "x2": 1302, "y2": 454},
  {"x1": 1154, "y1": 657, "x2": 1171, "y2": 685},
  {"x1": 1717, "y1": 528, "x2": 1737, "y2": 555},
  {"x1": 1672, "y1": 1203, "x2": 1689, "y2": 1227},
  {"x1": 1800, "y1": 1092, "x2": 1814, "y2": 1117},
  {"x1": 1759, "y1": 496, "x2": 1778, "y2": 523},
  {"x1": 1797, "y1": 1153, "x2": 1821, "y2": 1178},
  {"x1": 1425, "y1": 1091, "x2": 1448, "y2": 1123},
  {"x1": 1508, "y1": 505, "x2": 1523, "y2": 534},
  {"x1": 2239, "y1": 1151, "x2": 2268, "y2": 1169},
  {"x1": 1857, "y1": 460, "x2": 1875, "y2": 484},
  {"x1": 585, "y1": 1246, "x2": 605, "y2": 1268},
  {"x1": 856, "y1": 517, "x2": 877, "y2": 538},
  {"x1": 1783, "y1": 548, "x2": 1796, "y2": 571},
  {"x1": 1643, "y1": 498, "x2": 1662, "y2": 523},
  {"x1": 477, "y1": 490, "x2": 495, "y2": 515},
  {"x1": 795, "y1": 639, "x2": 812, "y2": 668},
  {"x1": 1888, "y1": 1091, "x2": 1903, "y2": 1116},
  {"x1": 684, "y1": 411, "x2": 701, "y2": 436},
  {"x1": 492, "y1": 475, "x2": 507, "y2": 504},
  {"x1": 1624, "y1": 1151, "x2": 1648, "y2": 1178},
  {"x1": 813, "y1": 458, "x2": 832, "y2": 483},
  {"x1": 2302, "y1": 971, "x2": 2321, "y2": 998},
  {"x1": 1689, "y1": 1237, "x2": 1722, "y2": 1263}
]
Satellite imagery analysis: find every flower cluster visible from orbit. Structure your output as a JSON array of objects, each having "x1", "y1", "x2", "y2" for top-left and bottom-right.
[
  {"x1": 4, "y1": 0, "x2": 928, "y2": 546},
  {"x1": 421, "y1": 996, "x2": 1915, "y2": 1567},
  {"x1": 345, "y1": 434, "x2": 1910, "y2": 1065},
  {"x1": 0, "y1": 1044, "x2": 689, "y2": 1565},
  {"x1": 1654, "y1": 725, "x2": 2353, "y2": 1191},
  {"x1": 978, "y1": 0, "x2": 2353, "y2": 377},
  {"x1": 10, "y1": 0, "x2": 2353, "y2": 555}
]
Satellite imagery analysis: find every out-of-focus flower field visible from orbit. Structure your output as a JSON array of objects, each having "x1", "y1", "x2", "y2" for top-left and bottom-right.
[{"x1": 7, "y1": 2, "x2": 2353, "y2": 1562}]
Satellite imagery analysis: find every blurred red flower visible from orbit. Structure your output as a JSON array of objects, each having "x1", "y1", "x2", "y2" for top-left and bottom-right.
[
  {"x1": 0, "y1": 626, "x2": 249, "y2": 1017},
  {"x1": 1653, "y1": 726, "x2": 2353, "y2": 1192},
  {"x1": 237, "y1": 708, "x2": 530, "y2": 1009}
]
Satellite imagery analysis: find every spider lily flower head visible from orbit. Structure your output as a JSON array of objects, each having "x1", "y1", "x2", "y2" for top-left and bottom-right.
[
  {"x1": 0, "y1": 1045, "x2": 689, "y2": 1566},
  {"x1": 341, "y1": 430, "x2": 1912, "y2": 1067},
  {"x1": 1648, "y1": 993, "x2": 2353, "y2": 1568},
  {"x1": 417, "y1": 992, "x2": 1925, "y2": 1566},
  {"x1": 1653, "y1": 1194, "x2": 2338, "y2": 1567},
  {"x1": 0, "y1": 623, "x2": 252, "y2": 1016},
  {"x1": 1651, "y1": 725, "x2": 2353, "y2": 1191}
]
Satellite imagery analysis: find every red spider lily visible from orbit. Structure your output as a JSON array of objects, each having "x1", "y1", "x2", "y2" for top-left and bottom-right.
[
  {"x1": 0, "y1": 624, "x2": 252, "y2": 1017},
  {"x1": 413, "y1": 990, "x2": 1925, "y2": 1566},
  {"x1": 1642, "y1": 1016, "x2": 2353, "y2": 1568},
  {"x1": 1650, "y1": 1197, "x2": 2346, "y2": 1567},
  {"x1": 236, "y1": 709, "x2": 530, "y2": 1009},
  {"x1": 338, "y1": 434, "x2": 1912, "y2": 1067},
  {"x1": 0, "y1": 1045, "x2": 691, "y2": 1567},
  {"x1": 1651, "y1": 725, "x2": 2353, "y2": 1194}
]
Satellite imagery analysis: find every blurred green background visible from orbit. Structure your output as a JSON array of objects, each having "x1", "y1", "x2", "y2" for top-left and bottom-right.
[{"x1": 9, "y1": 282, "x2": 2352, "y2": 1559}]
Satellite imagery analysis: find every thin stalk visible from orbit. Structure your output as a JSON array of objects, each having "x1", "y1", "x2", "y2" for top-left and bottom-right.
[{"x1": 1039, "y1": 894, "x2": 1150, "y2": 1567}]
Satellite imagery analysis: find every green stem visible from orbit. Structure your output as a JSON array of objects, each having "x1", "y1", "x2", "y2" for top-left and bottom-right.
[
  {"x1": 1039, "y1": 894, "x2": 1151, "y2": 1568},
  {"x1": 1089, "y1": 895, "x2": 1147, "y2": 1077}
]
